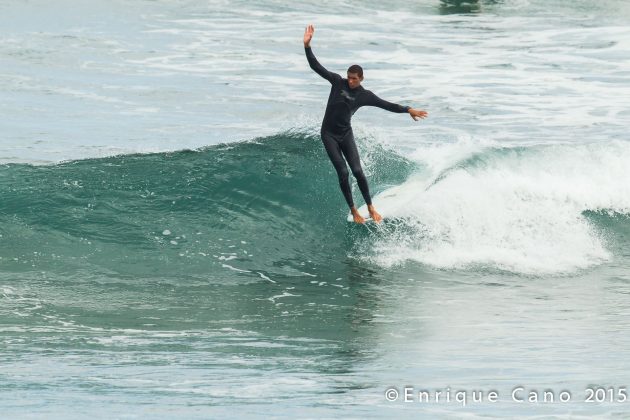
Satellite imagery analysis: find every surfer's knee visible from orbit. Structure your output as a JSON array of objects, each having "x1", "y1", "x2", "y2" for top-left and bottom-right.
[
  {"x1": 336, "y1": 166, "x2": 349, "y2": 181},
  {"x1": 351, "y1": 167, "x2": 366, "y2": 180}
]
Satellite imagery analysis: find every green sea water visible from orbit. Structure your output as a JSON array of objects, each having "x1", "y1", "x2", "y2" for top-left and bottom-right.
[
  {"x1": 2, "y1": 133, "x2": 630, "y2": 418},
  {"x1": 2, "y1": 0, "x2": 630, "y2": 418}
]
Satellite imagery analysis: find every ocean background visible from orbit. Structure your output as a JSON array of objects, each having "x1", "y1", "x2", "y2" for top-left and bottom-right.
[{"x1": 2, "y1": 0, "x2": 630, "y2": 418}]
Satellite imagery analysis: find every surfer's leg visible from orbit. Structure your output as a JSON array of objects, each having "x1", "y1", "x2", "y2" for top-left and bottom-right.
[
  {"x1": 340, "y1": 134, "x2": 382, "y2": 223},
  {"x1": 340, "y1": 133, "x2": 372, "y2": 206},
  {"x1": 321, "y1": 133, "x2": 354, "y2": 208}
]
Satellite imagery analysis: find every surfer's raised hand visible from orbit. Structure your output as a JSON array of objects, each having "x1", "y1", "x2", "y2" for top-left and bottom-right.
[
  {"x1": 304, "y1": 24, "x2": 314, "y2": 47},
  {"x1": 409, "y1": 108, "x2": 428, "y2": 121}
]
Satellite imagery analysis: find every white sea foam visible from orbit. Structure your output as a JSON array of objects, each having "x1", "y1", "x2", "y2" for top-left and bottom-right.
[
  {"x1": 2, "y1": 1, "x2": 629, "y2": 163},
  {"x1": 362, "y1": 139, "x2": 630, "y2": 274}
]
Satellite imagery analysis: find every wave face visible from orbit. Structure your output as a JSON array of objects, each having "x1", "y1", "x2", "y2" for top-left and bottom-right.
[
  {"x1": 0, "y1": 132, "x2": 413, "y2": 281},
  {"x1": 2, "y1": 133, "x2": 629, "y2": 277},
  {"x1": 359, "y1": 140, "x2": 630, "y2": 275}
]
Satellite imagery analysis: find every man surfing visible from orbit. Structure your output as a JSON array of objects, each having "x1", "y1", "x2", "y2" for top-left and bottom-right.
[{"x1": 304, "y1": 24, "x2": 428, "y2": 224}]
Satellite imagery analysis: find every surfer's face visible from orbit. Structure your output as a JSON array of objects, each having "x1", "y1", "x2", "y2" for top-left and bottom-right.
[{"x1": 347, "y1": 72, "x2": 363, "y2": 89}]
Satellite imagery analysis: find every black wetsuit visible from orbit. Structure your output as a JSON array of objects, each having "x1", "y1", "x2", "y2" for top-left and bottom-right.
[{"x1": 305, "y1": 46, "x2": 410, "y2": 208}]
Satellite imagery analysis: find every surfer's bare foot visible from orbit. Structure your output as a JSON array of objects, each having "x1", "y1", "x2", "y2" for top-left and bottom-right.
[
  {"x1": 367, "y1": 204, "x2": 382, "y2": 223},
  {"x1": 350, "y1": 207, "x2": 366, "y2": 224}
]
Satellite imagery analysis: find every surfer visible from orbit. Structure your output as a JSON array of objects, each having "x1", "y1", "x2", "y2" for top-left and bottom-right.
[{"x1": 303, "y1": 24, "x2": 427, "y2": 224}]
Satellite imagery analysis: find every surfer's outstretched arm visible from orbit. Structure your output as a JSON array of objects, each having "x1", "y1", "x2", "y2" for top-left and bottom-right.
[
  {"x1": 365, "y1": 91, "x2": 410, "y2": 113},
  {"x1": 304, "y1": 24, "x2": 339, "y2": 84},
  {"x1": 365, "y1": 91, "x2": 428, "y2": 121},
  {"x1": 408, "y1": 108, "x2": 428, "y2": 121}
]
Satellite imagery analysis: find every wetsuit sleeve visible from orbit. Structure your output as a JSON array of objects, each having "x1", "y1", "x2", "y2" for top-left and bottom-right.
[
  {"x1": 305, "y1": 47, "x2": 340, "y2": 84},
  {"x1": 364, "y1": 91, "x2": 410, "y2": 113}
]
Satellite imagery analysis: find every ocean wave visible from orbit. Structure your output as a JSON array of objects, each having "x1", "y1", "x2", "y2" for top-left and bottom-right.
[
  {"x1": 2, "y1": 133, "x2": 629, "y2": 277},
  {"x1": 358, "y1": 139, "x2": 630, "y2": 275},
  {"x1": 0, "y1": 131, "x2": 412, "y2": 280}
]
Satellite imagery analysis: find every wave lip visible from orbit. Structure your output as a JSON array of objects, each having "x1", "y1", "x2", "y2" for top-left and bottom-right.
[{"x1": 363, "y1": 140, "x2": 630, "y2": 275}]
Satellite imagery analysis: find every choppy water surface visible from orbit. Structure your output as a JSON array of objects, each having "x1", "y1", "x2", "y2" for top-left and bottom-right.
[{"x1": 1, "y1": 0, "x2": 630, "y2": 418}]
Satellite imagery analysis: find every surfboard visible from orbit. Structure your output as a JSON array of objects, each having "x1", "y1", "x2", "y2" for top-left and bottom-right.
[
  {"x1": 346, "y1": 213, "x2": 378, "y2": 223},
  {"x1": 346, "y1": 190, "x2": 400, "y2": 223},
  {"x1": 346, "y1": 209, "x2": 389, "y2": 223}
]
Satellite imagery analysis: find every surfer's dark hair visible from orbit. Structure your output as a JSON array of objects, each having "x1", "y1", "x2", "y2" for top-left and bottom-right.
[{"x1": 347, "y1": 64, "x2": 363, "y2": 77}]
